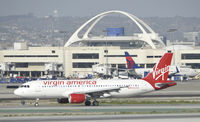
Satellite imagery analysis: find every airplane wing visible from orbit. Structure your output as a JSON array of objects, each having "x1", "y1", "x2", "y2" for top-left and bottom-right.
[{"x1": 71, "y1": 86, "x2": 128, "y2": 98}]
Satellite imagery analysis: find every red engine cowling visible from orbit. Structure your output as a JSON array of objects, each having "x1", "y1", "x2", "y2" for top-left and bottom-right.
[{"x1": 69, "y1": 94, "x2": 85, "y2": 103}]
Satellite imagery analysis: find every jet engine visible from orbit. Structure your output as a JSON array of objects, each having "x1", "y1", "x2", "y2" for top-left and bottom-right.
[{"x1": 68, "y1": 94, "x2": 85, "y2": 103}]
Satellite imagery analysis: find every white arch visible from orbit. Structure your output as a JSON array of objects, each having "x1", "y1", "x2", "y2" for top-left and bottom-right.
[{"x1": 64, "y1": 10, "x2": 165, "y2": 48}]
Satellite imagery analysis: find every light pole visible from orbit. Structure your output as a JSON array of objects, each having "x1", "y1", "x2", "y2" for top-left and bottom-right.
[
  {"x1": 167, "y1": 29, "x2": 177, "y2": 65},
  {"x1": 102, "y1": 30, "x2": 109, "y2": 77}
]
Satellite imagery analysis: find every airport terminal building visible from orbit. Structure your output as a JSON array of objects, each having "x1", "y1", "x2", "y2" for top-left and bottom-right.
[{"x1": 0, "y1": 11, "x2": 200, "y2": 78}]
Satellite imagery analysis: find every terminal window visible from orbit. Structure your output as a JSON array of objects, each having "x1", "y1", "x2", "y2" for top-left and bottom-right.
[
  {"x1": 104, "y1": 55, "x2": 137, "y2": 57},
  {"x1": 118, "y1": 64, "x2": 126, "y2": 69},
  {"x1": 52, "y1": 50, "x2": 56, "y2": 53},
  {"x1": 139, "y1": 64, "x2": 145, "y2": 68},
  {"x1": 155, "y1": 56, "x2": 162, "y2": 58},
  {"x1": 4, "y1": 55, "x2": 58, "y2": 57},
  {"x1": 146, "y1": 63, "x2": 156, "y2": 68},
  {"x1": 73, "y1": 53, "x2": 99, "y2": 59},
  {"x1": 73, "y1": 62, "x2": 98, "y2": 68},
  {"x1": 15, "y1": 63, "x2": 28, "y2": 68},
  {"x1": 147, "y1": 56, "x2": 153, "y2": 58},
  {"x1": 147, "y1": 56, "x2": 162, "y2": 58},
  {"x1": 186, "y1": 63, "x2": 200, "y2": 69},
  {"x1": 182, "y1": 54, "x2": 200, "y2": 59},
  {"x1": 111, "y1": 64, "x2": 116, "y2": 67}
]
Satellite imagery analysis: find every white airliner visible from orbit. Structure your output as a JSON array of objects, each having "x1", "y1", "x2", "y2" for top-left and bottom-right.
[
  {"x1": 14, "y1": 53, "x2": 176, "y2": 106},
  {"x1": 172, "y1": 65, "x2": 198, "y2": 77},
  {"x1": 125, "y1": 52, "x2": 198, "y2": 78}
]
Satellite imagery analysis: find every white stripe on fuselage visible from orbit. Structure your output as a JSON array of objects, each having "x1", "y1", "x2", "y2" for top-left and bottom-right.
[{"x1": 15, "y1": 79, "x2": 155, "y2": 98}]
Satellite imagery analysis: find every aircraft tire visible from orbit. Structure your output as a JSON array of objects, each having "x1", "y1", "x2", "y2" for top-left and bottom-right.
[
  {"x1": 85, "y1": 100, "x2": 91, "y2": 106},
  {"x1": 92, "y1": 101, "x2": 99, "y2": 106},
  {"x1": 34, "y1": 102, "x2": 39, "y2": 107}
]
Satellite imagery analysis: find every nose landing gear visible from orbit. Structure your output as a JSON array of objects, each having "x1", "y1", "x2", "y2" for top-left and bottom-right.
[
  {"x1": 34, "y1": 98, "x2": 40, "y2": 107},
  {"x1": 21, "y1": 100, "x2": 25, "y2": 105}
]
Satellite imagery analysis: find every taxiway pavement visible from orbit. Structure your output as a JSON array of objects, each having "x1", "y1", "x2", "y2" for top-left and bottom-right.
[{"x1": 1, "y1": 113, "x2": 200, "y2": 122}]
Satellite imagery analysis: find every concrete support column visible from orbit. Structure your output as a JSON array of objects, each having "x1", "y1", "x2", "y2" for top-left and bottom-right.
[
  {"x1": 59, "y1": 71, "x2": 62, "y2": 77},
  {"x1": 6, "y1": 71, "x2": 9, "y2": 77},
  {"x1": 29, "y1": 71, "x2": 32, "y2": 77},
  {"x1": 64, "y1": 49, "x2": 72, "y2": 77}
]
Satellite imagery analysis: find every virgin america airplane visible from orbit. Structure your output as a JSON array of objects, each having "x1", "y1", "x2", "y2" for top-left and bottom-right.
[{"x1": 14, "y1": 53, "x2": 176, "y2": 106}]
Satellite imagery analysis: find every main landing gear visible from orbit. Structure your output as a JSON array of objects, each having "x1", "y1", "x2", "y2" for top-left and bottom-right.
[
  {"x1": 84, "y1": 100, "x2": 99, "y2": 106},
  {"x1": 92, "y1": 100, "x2": 99, "y2": 106}
]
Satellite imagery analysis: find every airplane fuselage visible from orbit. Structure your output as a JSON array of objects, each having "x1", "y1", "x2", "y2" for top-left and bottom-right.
[{"x1": 14, "y1": 79, "x2": 154, "y2": 99}]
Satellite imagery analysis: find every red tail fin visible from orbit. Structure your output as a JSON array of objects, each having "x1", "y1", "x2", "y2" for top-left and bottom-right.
[
  {"x1": 125, "y1": 52, "x2": 141, "y2": 69},
  {"x1": 142, "y1": 53, "x2": 176, "y2": 90},
  {"x1": 143, "y1": 53, "x2": 173, "y2": 81}
]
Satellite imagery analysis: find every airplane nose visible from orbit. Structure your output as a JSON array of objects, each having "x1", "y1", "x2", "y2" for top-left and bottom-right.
[{"x1": 14, "y1": 89, "x2": 22, "y2": 96}]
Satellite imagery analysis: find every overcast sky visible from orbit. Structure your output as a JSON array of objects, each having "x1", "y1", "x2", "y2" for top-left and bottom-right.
[{"x1": 0, "y1": 0, "x2": 200, "y2": 17}]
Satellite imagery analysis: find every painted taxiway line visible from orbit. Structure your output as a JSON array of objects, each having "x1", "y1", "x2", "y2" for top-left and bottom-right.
[{"x1": 1, "y1": 114, "x2": 200, "y2": 122}]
